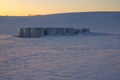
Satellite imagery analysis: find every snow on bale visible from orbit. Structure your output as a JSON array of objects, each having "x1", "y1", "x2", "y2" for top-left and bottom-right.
[
  {"x1": 31, "y1": 28, "x2": 44, "y2": 37},
  {"x1": 17, "y1": 27, "x2": 90, "y2": 38}
]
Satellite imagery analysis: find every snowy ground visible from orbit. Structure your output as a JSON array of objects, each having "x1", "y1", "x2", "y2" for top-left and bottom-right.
[
  {"x1": 0, "y1": 12, "x2": 120, "y2": 80},
  {"x1": 0, "y1": 34, "x2": 120, "y2": 80}
]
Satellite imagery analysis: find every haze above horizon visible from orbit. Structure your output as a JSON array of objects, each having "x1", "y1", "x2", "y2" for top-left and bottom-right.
[{"x1": 0, "y1": 0, "x2": 120, "y2": 16}]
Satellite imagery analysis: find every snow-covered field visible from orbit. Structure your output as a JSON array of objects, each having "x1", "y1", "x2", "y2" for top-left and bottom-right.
[{"x1": 0, "y1": 12, "x2": 120, "y2": 80}]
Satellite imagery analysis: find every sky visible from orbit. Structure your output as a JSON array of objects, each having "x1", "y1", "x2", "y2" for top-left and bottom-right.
[{"x1": 0, "y1": 0, "x2": 120, "y2": 16}]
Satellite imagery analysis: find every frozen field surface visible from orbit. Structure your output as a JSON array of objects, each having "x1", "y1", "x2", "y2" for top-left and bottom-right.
[
  {"x1": 0, "y1": 12, "x2": 120, "y2": 80},
  {"x1": 0, "y1": 34, "x2": 120, "y2": 80}
]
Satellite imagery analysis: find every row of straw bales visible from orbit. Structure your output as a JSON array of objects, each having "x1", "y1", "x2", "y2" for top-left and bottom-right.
[{"x1": 18, "y1": 27, "x2": 90, "y2": 38}]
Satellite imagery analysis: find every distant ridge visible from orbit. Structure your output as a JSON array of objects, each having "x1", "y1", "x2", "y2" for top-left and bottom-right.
[
  {"x1": 0, "y1": 11, "x2": 120, "y2": 17},
  {"x1": 42, "y1": 11, "x2": 120, "y2": 16}
]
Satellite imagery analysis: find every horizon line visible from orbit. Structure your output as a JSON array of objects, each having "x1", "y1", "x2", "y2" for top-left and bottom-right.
[{"x1": 0, "y1": 11, "x2": 120, "y2": 17}]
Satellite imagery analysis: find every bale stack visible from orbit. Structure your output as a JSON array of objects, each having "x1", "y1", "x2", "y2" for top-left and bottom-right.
[
  {"x1": 17, "y1": 27, "x2": 90, "y2": 38},
  {"x1": 57, "y1": 28, "x2": 66, "y2": 35},
  {"x1": 24, "y1": 28, "x2": 31, "y2": 37},
  {"x1": 45, "y1": 28, "x2": 58, "y2": 36},
  {"x1": 65, "y1": 28, "x2": 75, "y2": 35},
  {"x1": 81, "y1": 28, "x2": 90, "y2": 33},
  {"x1": 31, "y1": 28, "x2": 44, "y2": 37},
  {"x1": 18, "y1": 28, "x2": 24, "y2": 37}
]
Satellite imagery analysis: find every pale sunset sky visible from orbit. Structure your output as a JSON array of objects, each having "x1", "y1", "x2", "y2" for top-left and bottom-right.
[{"x1": 0, "y1": 0, "x2": 120, "y2": 16}]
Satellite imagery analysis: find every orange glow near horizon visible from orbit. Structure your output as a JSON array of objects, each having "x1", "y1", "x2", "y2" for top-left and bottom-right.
[{"x1": 0, "y1": 0, "x2": 120, "y2": 16}]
